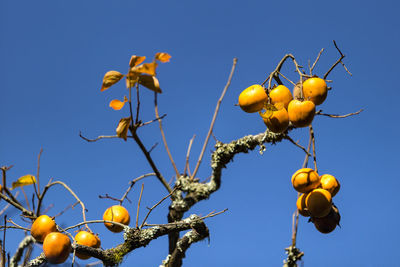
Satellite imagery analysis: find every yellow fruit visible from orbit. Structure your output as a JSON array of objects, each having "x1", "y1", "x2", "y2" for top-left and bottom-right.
[
  {"x1": 103, "y1": 205, "x2": 130, "y2": 233},
  {"x1": 43, "y1": 232, "x2": 71, "y2": 264},
  {"x1": 313, "y1": 205, "x2": 341, "y2": 234},
  {"x1": 269, "y1": 85, "x2": 293, "y2": 110},
  {"x1": 260, "y1": 105, "x2": 289, "y2": 133},
  {"x1": 74, "y1": 231, "x2": 100, "y2": 260},
  {"x1": 287, "y1": 99, "x2": 315, "y2": 127},
  {"x1": 30, "y1": 215, "x2": 57, "y2": 243},
  {"x1": 291, "y1": 168, "x2": 320, "y2": 193},
  {"x1": 306, "y1": 188, "x2": 332, "y2": 218},
  {"x1": 302, "y1": 77, "x2": 328, "y2": 105},
  {"x1": 320, "y1": 174, "x2": 340, "y2": 197},
  {"x1": 238, "y1": 84, "x2": 268, "y2": 113},
  {"x1": 296, "y1": 193, "x2": 310, "y2": 217}
]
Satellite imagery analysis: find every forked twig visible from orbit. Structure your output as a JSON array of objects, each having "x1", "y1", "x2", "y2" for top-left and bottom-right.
[
  {"x1": 191, "y1": 58, "x2": 238, "y2": 179},
  {"x1": 324, "y1": 40, "x2": 351, "y2": 79},
  {"x1": 316, "y1": 109, "x2": 363, "y2": 118}
]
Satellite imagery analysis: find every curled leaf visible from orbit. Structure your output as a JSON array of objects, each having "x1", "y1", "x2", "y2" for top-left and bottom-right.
[
  {"x1": 101, "y1": 71, "x2": 124, "y2": 92},
  {"x1": 155, "y1": 52, "x2": 171, "y2": 63},
  {"x1": 132, "y1": 62, "x2": 158, "y2": 76},
  {"x1": 116, "y1": 117, "x2": 132, "y2": 141},
  {"x1": 259, "y1": 103, "x2": 278, "y2": 119},
  {"x1": 138, "y1": 75, "x2": 162, "y2": 93},
  {"x1": 109, "y1": 96, "x2": 128, "y2": 110},
  {"x1": 126, "y1": 71, "x2": 139, "y2": 88},
  {"x1": 129, "y1": 55, "x2": 146, "y2": 68},
  {"x1": 11, "y1": 175, "x2": 36, "y2": 190}
]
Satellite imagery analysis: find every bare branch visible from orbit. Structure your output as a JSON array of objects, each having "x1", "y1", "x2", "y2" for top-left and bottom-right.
[
  {"x1": 310, "y1": 48, "x2": 324, "y2": 74},
  {"x1": 316, "y1": 109, "x2": 363, "y2": 118},
  {"x1": 155, "y1": 92, "x2": 180, "y2": 177},
  {"x1": 184, "y1": 135, "x2": 196, "y2": 177},
  {"x1": 191, "y1": 58, "x2": 238, "y2": 179},
  {"x1": 283, "y1": 135, "x2": 311, "y2": 157},
  {"x1": 323, "y1": 40, "x2": 351, "y2": 79},
  {"x1": 309, "y1": 125, "x2": 318, "y2": 173},
  {"x1": 9, "y1": 235, "x2": 34, "y2": 267},
  {"x1": 135, "y1": 184, "x2": 144, "y2": 228},
  {"x1": 79, "y1": 132, "x2": 127, "y2": 142}
]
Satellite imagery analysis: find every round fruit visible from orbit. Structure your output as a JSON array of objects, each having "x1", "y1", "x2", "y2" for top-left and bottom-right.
[
  {"x1": 43, "y1": 232, "x2": 71, "y2": 264},
  {"x1": 260, "y1": 105, "x2": 289, "y2": 133},
  {"x1": 238, "y1": 84, "x2": 268, "y2": 113},
  {"x1": 30, "y1": 215, "x2": 57, "y2": 243},
  {"x1": 296, "y1": 193, "x2": 310, "y2": 217},
  {"x1": 269, "y1": 85, "x2": 293, "y2": 110},
  {"x1": 94, "y1": 234, "x2": 101, "y2": 248},
  {"x1": 288, "y1": 99, "x2": 315, "y2": 127},
  {"x1": 302, "y1": 77, "x2": 328, "y2": 105},
  {"x1": 306, "y1": 188, "x2": 332, "y2": 218},
  {"x1": 320, "y1": 174, "x2": 340, "y2": 197},
  {"x1": 291, "y1": 168, "x2": 320, "y2": 193},
  {"x1": 313, "y1": 205, "x2": 341, "y2": 234},
  {"x1": 103, "y1": 205, "x2": 130, "y2": 233},
  {"x1": 74, "y1": 231, "x2": 100, "y2": 260}
]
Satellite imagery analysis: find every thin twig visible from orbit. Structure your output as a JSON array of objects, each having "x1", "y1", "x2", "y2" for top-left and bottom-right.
[
  {"x1": 316, "y1": 109, "x2": 363, "y2": 118},
  {"x1": 191, "y1": 58, "x2": 238, "y2": 179},
  {"x1": 184, "y1": 135, "x2": 196, "y2": 177},
  {"x1": 53, "y1": 201, "x2": 80, "y2": 218},
  {"x1": 79, "y1": 133, "x2": 128, "y2": 142},
  {"x1": 136, "y1": 184, "x2": 144, "y2": 228},
  {"x1": 20, "y1": 187, "x2": 31, "y2": 212},
  {"x1": 277, "y1": 71, "x2": 297, "y2": 86},
  {"x1": 140, "y1": 187, "x2": 178, "y2": 229},
  {"x1": 323, "y1": 40, "x2": 351, "y2": 79},
  {"x1": 2, "y1": 216, "x2": 6, "y2": 267},
  {"x1": 148, "y1": 143, "x2": 159, "y2": 154},
  {"x1": 119, "y1": 173, "x2": 156, "y2": 205},
  {"x1": 309, "y1": 125, "x2": 318, "y2": 173},
  {"x1": 135, "y1": 83, "x2": 140, "y2": 124},
  {"x1": 155, "y1": 92, "x2": 180, "y2": 177},
  {"x1": 310, "y1": 48, "x2": 324, "y2": 74},
  {"x1": 139, "y1": 114, "x2": 167, "y2": 127},
  {"x1": 283, "y1": 135, "x2": 311, "y2": 157},
  {"x1": 35, "y1": 148, "x2": 43, "y2": 198}
]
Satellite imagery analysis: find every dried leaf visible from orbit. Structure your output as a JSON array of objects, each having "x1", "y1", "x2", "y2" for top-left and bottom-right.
[
  {"x1": 116, "y1": 117, "x2": 132, "y2": 141},
  {"x1": 101, "y1": 71, "x2": 124, "y2": 92},
  {"x1": 109, "y1": 96, "x2": 128, "y2": 110},
  {"x1": 259, "y1": 103, "x2": 278, "y2": 119},
  {"x1": 129, "y1": 55, "x2": 146, "y2": 68},
  {"x1": 11, "y1": 175, "x2": 36, "y2": 190},
  {"x1": 138, "y1": 75, "x2": 162, "y2": 93},
  {"x1": 133, "y1": 62, "x2": 158, "y2": 76},
  {"x1": 155, "y1": 52, "x2": 171, "y2": 63},
  {"x1": 126, "y1": 71, "x2": 139, "y2": 88}
]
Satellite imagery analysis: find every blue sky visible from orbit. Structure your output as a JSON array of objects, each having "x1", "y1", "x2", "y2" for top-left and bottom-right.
[{"x1": 1, "y1": 0, "x2": 399, "y2": 266}]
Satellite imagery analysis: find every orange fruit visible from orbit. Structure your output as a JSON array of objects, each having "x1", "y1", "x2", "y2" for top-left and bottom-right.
[
  {"x1": 306, "y1": 188, "x2": 332, "y2": 218},
  {"x1": 313, "y1": 205, "x2": 341, "y2": 234},
  {"x1": 103, "y1": 205, "x2": 130, "y2": 233},
  {"x1": 320, "y1": 174, "x2": 340, "y2": 197},
  {"x1": 238, "y1": 84, "x2": 268, "y2": 113},
  {"x1": 302, "y1": 77, "x2": 328, "y2": 105},
  {"x1": 296, "y1": 193, "x2": 310, "y2": 217},
  {"x1": 291, "y1": 168, "x2": 320, "y2": 193},
  {"x1": 259, "y1": 104, "x2": 289, "y2": 133},
  {"x1": 269, "y1": 85, "x2": 293, "y2": 110},
  {"x1": 43, "y1": 232, "x2": 71, "y2": 264},
  {"x1": 30, "y1": 215, "x2": 57, "y2": 243},
  {"x1": 74, "y1": 231, "x2": 100, "y2": 260},
  {"x1": 287, "y1": 99, "x2": 315, "y2": 128}
]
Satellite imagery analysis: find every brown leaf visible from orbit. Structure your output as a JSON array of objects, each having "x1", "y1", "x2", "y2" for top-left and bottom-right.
[
  {"x1": 132, "y1": 62, "x2": 158, "y2": 76},
  {"x1": 126, "y1": 71, "x2": 139, "y2": 88},
  {"x1": 116, "y1": 117, "x2": 131, "y2": 141},
  {"x1": 101, "y1": 71, "x2": 124, "y2": 92},
  {"x1": 129, "y1": 55, "x2": 146, "y2": 68},
  {"x1": 109, "y1": 96, "x2": 128, "y2": 110},
  {"x1": 138, "y1": 75, "x2": 162, "y2": 93},
  {"x1": 155, "y1": 52, "x2": 171, "y2": 63}
]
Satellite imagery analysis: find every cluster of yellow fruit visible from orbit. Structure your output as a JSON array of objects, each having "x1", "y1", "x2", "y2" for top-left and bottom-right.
[
  {"x1": 29, "y1": 205, "x2": 130, "y2": 264},
  {"x1": 238, "y1": 77, "x2": 328, "y2": 133},
  {"x1": 292, "y1": 168, "x2": 341, "y2": 234}
]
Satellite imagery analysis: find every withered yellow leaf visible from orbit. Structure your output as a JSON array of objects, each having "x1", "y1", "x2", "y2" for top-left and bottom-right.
[
  {"x1": 116, "y1": 117, "x2": 132, "y2": 141},
  {"x1": 11, "y1": 175, "x2": 36, "y2": 190},
  {"x1": 126, "y1": 71, "x2": 139, "y2": 88},
  {"x1": 259, "y1": 103, "x2": 278, "y2": 119},
  {"x1": 133, "y1": 62, "x2": 158, "y2": 76},
  {"x1": 129, "y1": 55, "x2": 146, "y2": 68},
  {"x1": 155, "y1": 52, "x2": 171, "y2": 63},
  {"x1": 109, "y1": 97, "x2": 128, "y2": 110},
  {"x1": 138, "y1": 75, "x2": 162, "y2": 93},
  {"x1": 101, "y1": 71, "x2": 124, "y2": 92}
]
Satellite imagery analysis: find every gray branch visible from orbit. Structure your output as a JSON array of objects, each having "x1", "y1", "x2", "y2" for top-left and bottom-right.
[{"x1": 9, "y1": 235, "x2": 35, "y2": 267}]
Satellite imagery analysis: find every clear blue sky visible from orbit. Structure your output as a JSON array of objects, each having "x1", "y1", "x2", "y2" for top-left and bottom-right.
[{"x1": 1, "y1": 1, "x2": 399, "y2": 266}]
